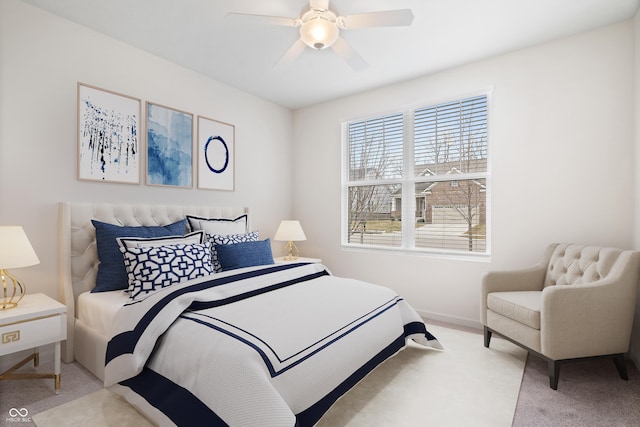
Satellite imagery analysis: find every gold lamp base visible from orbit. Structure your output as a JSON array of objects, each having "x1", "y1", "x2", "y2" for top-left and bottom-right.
[
  {"x1": 282, "y1": 241, "x2": 300, "y2": 261},
  {"x1": 1, "y1": 269, "x2": 25, "y2": 310}
]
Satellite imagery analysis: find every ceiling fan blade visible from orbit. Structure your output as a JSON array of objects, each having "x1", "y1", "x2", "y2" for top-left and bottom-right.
[
  {"x1": 310, "y1": 0, "x2": 329, "y2": 11},
  {"x1": 275, "y1": 39, "x2": 307, "y2": 67},
  {"x1": 226, "y1": 13, "x2": 300, "y2": 27},
  {"x1": 331, "y1": 37, "x2": 368, "y2": 71},
  {"x1": 338, "y1": 9, "x2": 414, "y2": 29}
]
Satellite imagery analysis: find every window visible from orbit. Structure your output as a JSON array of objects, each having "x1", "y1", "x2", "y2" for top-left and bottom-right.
[{"x1": 342, "y1": 94, "x2": 489, "y2": 256}]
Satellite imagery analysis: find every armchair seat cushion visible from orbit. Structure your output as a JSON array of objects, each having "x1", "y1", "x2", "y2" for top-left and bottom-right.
[{"x1": 487, "y1": 291, "x2": 541, "y2": 329}]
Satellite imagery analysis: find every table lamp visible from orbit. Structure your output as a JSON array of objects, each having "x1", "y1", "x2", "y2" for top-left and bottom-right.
[
  {"x1": 274, "y1": 220, "x2": 306, "y2": 261},
  {"x1": 0, "y1": 226, "x2": 40, "y2": 310}
]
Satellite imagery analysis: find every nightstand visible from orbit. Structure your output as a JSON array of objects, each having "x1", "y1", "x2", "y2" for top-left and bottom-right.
[
  {"x1": 274, "y1": 256, "x2": 322, "y2": 264},
  {"x1": 0, "y1": 293, "x2": 67, "y2": 393}
]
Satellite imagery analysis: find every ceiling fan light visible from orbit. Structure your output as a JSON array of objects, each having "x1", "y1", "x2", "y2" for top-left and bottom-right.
[{"x1": 300, "y1": 17, "x2": 338, "y2": 50}]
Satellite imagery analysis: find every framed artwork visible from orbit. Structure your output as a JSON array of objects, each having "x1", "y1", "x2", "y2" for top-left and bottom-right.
[
  {"x1": 197, "y1": 116, "x2": 235, "y2": 191},
  {"x1": 77, "y1": 83, "x2": 141, "y2": 184},
  {"x1": 146, "y1": 102, "x2": 193, "y2": 187}
]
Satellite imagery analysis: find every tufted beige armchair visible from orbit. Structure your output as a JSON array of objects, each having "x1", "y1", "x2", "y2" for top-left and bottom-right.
[{"x1": 481, "y1": 243, "x2": 640, "y2": 389}]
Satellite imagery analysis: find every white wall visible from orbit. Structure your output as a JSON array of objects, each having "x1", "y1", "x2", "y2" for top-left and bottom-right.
[
  {"x1": 631, "y1": 9, "x2": 640, "y2": 366},
  {"x1": 293, "y1": 21, "x2": 636, "y2": 328},
  {"x1": 0, "y1": 0, "x2": 294, "y2": 300}
]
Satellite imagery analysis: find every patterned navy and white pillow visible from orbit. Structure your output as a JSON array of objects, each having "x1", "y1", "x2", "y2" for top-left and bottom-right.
[
  {"x1": 121, "y1": 242, "x2": 214, "y2": 299},
  {"x1": 206, "y1": 230, "x2": 259, "y2": 272}
]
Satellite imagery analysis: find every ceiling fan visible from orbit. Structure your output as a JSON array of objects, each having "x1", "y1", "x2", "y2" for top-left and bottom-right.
[{"x1": 226, "y1": 0, "x2": 414, "y2": 71}]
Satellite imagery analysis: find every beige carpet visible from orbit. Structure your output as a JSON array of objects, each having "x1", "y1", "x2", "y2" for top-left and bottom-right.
[
  {"x1": 31, "y1": 388, "x2": 153, "y2": 427},
  {"x1": 33, "y1": 326, "x2": 526, "y2": 427}
]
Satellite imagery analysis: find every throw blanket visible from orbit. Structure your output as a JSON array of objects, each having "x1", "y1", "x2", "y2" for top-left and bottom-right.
[{"x1": 105, "y1": 263, "x2": 442, "y2": 426}]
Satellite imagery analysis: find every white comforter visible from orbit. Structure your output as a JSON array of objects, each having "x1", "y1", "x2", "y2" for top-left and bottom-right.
[{"x1": 105, "y1": 263, "x2": 442, "y2": 426}]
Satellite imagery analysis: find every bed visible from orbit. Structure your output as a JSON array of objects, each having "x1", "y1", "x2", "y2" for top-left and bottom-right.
[{"x1": 59, "y1": 202, "x2": 442, "y2": 426}]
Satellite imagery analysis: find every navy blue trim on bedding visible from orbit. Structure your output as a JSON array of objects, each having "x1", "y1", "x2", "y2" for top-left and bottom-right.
[
  {"x1": 181, "y1": 295, "x2": 402, "y2": 377},
  {"x1": 187, "y1": 269, "x2": 328, "y2": 311},
  {"x1": 404, "y1": 320, "x2": 439, "y2": 342},
  {"x1": 295, "y1": 334, "x2": 407, "y2": 427},
  {"x1": 106, "y1": 263, "x2": 325, "y2": 364},
  {"x1": 120, "y1": 367, "x2": 228, "y2": 427},
  {"x1": 118, "y1": 334, "x2": 418, "y2": 427}
]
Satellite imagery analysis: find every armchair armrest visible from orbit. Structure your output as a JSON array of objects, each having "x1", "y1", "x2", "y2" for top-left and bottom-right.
[
  {"x1": 541, "y1": 250, "x2": 640, "y2": 359},
  {"x1": 480, "y1": 263, "x2": 547, "y2": 325}
]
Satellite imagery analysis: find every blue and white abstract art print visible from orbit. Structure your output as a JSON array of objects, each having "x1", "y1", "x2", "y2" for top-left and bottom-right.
[
  {"x1": 78, "y1": 83, "x2": 141, "y2": 184},
  {"x1": 197, "y1": 116, "x2": 235, "y2": 191},
  {"x1": 146, "y1": 102, "x2": 193, "y2": 187}
]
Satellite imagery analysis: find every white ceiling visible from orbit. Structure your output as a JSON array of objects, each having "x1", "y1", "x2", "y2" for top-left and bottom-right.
[{"x1": 20, "y1": 0, "x2": 640, "y2": 109}]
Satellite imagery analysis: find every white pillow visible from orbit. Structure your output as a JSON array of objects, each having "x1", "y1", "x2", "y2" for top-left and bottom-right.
[{"x1": 186, "y1": 215, "x2": 248, "y2": 235}]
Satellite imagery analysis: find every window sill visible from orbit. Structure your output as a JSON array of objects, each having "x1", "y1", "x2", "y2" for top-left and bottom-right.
[{"x1": 341, "y1": 243, "x2": 491, "y2": 262}]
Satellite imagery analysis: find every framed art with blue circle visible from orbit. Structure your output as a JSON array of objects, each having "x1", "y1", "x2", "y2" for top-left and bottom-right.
[{"x1": 197, "y1": 115, "x2": 235, "y2": 191}]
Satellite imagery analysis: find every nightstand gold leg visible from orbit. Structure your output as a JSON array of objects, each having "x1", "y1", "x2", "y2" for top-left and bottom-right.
[
  {"x1": 0, "y1": 353, "x2": 59, "y2": 393},
  {"x1": 34, "y1": 350, "x2": 39, "y2": 369},
  {"x1": 0, "y1": 353, "x2": 37, "y2": 378}
]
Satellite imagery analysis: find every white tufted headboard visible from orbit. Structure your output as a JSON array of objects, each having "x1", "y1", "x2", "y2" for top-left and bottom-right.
[{"x1": 58, "y1": 202, "x2": 249, "y2": 364}]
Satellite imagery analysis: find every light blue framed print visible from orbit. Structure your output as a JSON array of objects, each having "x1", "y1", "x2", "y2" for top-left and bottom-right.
[{"x1": 146, "y1": 102, "x2": 193, "y2": 187}]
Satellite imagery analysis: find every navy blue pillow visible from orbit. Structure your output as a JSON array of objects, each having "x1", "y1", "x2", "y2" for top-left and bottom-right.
[
  {"x1": 91, "y1": 218, "x2": 187, "y2": 292},
  {"x1": 215, "y1": 239, "x2": 274, "y2": 271}
]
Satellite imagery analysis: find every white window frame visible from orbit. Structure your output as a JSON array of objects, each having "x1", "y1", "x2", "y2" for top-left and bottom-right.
[{"x1": 341, "y1": 91, "x2": 492, "y2": 259}]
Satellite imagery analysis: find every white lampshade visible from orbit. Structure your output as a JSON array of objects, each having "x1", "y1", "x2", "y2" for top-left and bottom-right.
[
  {"x1": 0, "y1": 226, "x2": 40, "y2": 269},
  {"x1": 274, "y1": 220, "x2": 307, "y2": 242},
  {"x1": 274, "y1": 220, "x2": 307, "y2": 261}
]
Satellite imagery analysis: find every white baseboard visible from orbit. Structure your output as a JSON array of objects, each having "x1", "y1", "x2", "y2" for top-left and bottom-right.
[
  {"x1": 417, "y1": 309, "x2": 483, "y2": 331},
  {"x1": 0, "y1": 344, "x2": 55, "y2": 372}
]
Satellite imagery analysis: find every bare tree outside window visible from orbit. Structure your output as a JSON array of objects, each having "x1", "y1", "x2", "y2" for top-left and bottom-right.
[
  {"x1": 347, "y1": 114, "x2": 402, "y2": 245},
  {"x1": 344, "y1": 94, "x2": 489, "y2": 255},
  {"x1": 414, "y1": 98, "x2": 487, "y2": 252}
]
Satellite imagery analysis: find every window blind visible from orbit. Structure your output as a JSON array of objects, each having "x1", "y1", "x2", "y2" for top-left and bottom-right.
[
  {"x1": 348, "y1": 113, "x2": 403, "y2": 181},
  {"x1": 414, "y1": 95, "x2": 487, "y2": 176},
  {"x1": 343, "y1": 94, "x2": 489, "y2": 255}
]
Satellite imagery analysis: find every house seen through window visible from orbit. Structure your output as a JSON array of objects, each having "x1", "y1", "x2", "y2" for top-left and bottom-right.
[{"x1": 342, "y1": 93, "x2": 489, "y2": 255}]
